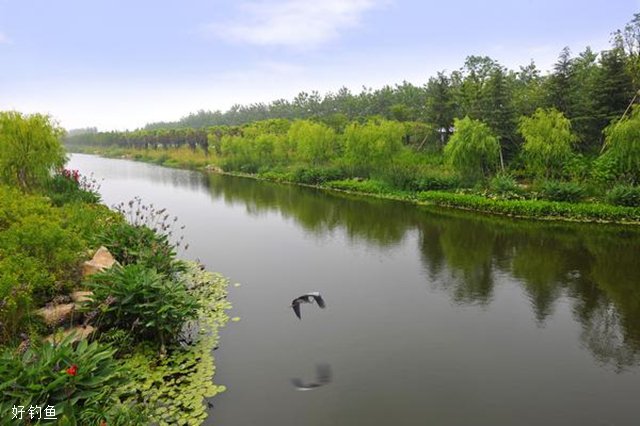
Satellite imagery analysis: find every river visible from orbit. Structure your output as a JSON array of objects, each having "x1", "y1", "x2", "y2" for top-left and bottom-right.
[{"x1": 68, "y1": 154, "x2": 640, "y2": 426}]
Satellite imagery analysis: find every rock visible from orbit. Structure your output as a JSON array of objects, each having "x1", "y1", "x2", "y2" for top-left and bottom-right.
[
  {"x1": 36, "y1": 303, "x2": 76, "y2": 326},
  {"x1": 82, "y1": 246, "x2": 116, "y2": 276},
  {"x1": 45, "y1": 325, "x2": 95, "y2": 344},
  {"x1": 71, "y1": 291, "x2": 93, "y2": 304}
]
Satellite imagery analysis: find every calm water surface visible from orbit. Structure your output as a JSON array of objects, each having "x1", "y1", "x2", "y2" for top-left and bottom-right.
[{"x1": 68, "y1": 154, "x2": 640, "y2": 426}]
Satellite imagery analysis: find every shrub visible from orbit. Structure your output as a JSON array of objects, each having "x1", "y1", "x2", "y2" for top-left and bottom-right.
[
  {"x1": 412, "y1": 172, "x2": 461, "y2": 191},
  {"x1": 489, "y1": 173, "x2": 524, "y2": 199},
  {"x1": 606, "y1": 185, "x2": 640, "y2": 207},
  {"x1": 0, "y1": 215, "x2": 84, "y2": 302},
  {"x1": 44, "y1": 169, "x2": 101, "y2": 206},
  {"x1": 325, "y1": 179, "x2": 393, "y2": 195},
  {"x1": 100, "y1": 198, "x2": 186, "y2": 275},
  {"x1": 84, "y1": 264, "x2": 200, "y2": 346},
  {"x1": 416, "y1": 191, "x2": 640, "y2": 223},
  {"x1": 537, "y1": 181, "x2": 587, "y2": 203},
  {"x1": 291, "y1": 166, "x2": 347, "y2": 185},
  {"x1": 98, "y1": 221, "x2": 178, "y2": 274},
  {"x1": 0, "y1": 336, "x2": 138, "y2": 424}
]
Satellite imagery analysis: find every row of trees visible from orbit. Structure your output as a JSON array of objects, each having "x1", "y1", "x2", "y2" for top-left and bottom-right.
[{"x1": 134, "y1": 14, "x2": 640, "y2": 157}]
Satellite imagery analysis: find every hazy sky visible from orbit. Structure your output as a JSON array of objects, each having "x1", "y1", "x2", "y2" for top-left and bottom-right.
[{"x1": 1, "y1": 0, "x2": 638, "y2": 130}]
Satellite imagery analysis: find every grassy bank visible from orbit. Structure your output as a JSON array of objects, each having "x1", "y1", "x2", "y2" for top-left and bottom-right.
[
  {"x1": 0, "y1": 174, "x2": 231, "y2": 424},
  {"x1": 72, "y1": 147, "x2": 640, "y2": 225}
]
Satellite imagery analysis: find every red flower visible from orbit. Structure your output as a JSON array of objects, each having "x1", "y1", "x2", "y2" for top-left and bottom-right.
[
  {"x1": 66, "y1": 364, "x2": 78, "y2": 376},
  {"x1": 99, "y1": 420, "x2": 107, "y2": 426}
]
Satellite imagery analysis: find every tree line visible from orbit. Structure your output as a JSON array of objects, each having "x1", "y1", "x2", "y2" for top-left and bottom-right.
[{"x1": 118, "y1": 14, "x2": 640, "y2": 157}]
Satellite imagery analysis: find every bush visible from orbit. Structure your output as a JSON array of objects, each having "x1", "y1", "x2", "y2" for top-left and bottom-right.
[
  {"x1": 412, "y1": 172, "x2": 461, "y2": 191},
  {"x1": 291, "y1": 166, "x2": 347, "y2": 185},
  {"x1": 0, "y1": 215, "x2": 84, "y2": 302},
  {"x1": 325, "y1": 179, "x2": 393, "y2": 195},
  {"x1": 84, "y1": 264, "x2": 200, "y2": 346},
  {"x1": 99, "y1": 199, "x2": 186, "y2": 275},
  {"x1": 44, "y1": 169, "x2": 101, "y2": 206},
  {"x1": 97, "y1": 221, "x2": 179, "y2": 275},
  {"x1": 606, "y1": 185, "x2": 640, "y2": 207},
  {"x1": 489, "y1": 173, "x2": 524, "y2": 199},
  {"x1": 0, "y1": 336, "x2": 139, "y2": 424},
  {"x1": 417, "y1": 191, "x2": 640, "y2": 223},
  {"x1": 538, "y1": 181, "x2": 587, "y2": 203}
]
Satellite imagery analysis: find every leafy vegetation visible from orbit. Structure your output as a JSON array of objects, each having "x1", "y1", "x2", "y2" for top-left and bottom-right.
[
  {"x1": 607, "y1": 184, "x2": 640, "y2": 207},
  {"x1": 0, "y1": 107, "x2": 232, "y2": 425},
  {"x1": 0, "y1": 335, "x2": 141, "y2": 424},
  {"x1": 444, "y1": 116, "x2": 500, "y2": 182},
  {"x1": 0, "y1": 111, "x2": 66, "y2": 190},
  {"x1": 518, "y1": 108, "x2": 576, "y2": 179},
  {"x1": 84, "y1": 264, "x2": 200, "y2": 347}
]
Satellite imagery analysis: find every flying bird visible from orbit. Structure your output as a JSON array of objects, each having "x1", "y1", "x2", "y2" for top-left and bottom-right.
[
  {"x1": 291, "y1": 364, "x2": 332, "y2": 391},
  {"x1": 291, "y1": 292, "x2": 326, "y2": 319}
]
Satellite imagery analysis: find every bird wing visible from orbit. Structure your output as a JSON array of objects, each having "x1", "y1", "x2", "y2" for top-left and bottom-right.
[
  {"x1": 292, "y1": 302, "x2": 302, "y2": 319},
  {"x1": 311, "y1": 293, "x2": 325, "y2": 309}
]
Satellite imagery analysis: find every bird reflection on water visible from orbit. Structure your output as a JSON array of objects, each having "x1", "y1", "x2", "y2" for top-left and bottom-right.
[{"x1": 291, "y1": 364, "x2": 332, "y2": 391}]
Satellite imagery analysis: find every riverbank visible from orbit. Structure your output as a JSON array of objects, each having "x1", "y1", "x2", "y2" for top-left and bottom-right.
[
  {"x1": 71, "y1": 147, "x2": 640, "y2": 225},
  {"x1": 0, "y1": 177, "x2": 231, "y2": 424}
]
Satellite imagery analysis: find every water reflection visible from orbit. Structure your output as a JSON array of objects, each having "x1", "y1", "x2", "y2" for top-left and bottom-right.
[
  {"x1": 291, "y1": 364, "x2": 332, "y2": 391},
  {"x1": 203, "y1": 173, "x2": 640, "y2": 370}
]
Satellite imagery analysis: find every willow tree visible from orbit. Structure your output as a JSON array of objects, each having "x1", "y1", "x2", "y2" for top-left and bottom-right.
[
  {"x1": 444, "y1": 116, "x2": 500, "y2": 182},
  {"x1": 288, "y1": 120, "x2": 337, "y2": 165},
  {"x1": 0, "y1": 111, "x2": 66, "y2": 190},
  {"x1": 343, "y1": 119, "x2": 405, "y2": 177},
  {"x1": 602, "y1": 106, "x2": 640, "y2": 183},
  {"x1": 518, "y1": 108, "x2": 576, "y2": 179}
]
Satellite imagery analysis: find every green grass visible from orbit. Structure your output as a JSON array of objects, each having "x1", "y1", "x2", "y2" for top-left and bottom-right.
[{"x1": 416, "y1": 191, "x2": 640, "y2": 223}]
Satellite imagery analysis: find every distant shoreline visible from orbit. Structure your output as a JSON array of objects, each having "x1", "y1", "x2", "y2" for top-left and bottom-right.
[{"x1": 70, "y1": 149, "x2": 640, "y2": 226}]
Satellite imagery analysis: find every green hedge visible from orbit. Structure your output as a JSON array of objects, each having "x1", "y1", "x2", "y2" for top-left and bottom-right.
[{"x1": 417, "y1": 191, "x2": 640, "y2": 223}]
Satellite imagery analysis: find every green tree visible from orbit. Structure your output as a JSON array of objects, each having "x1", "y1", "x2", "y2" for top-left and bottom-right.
[
  {"x1": 518, "y1": 108, "x2": 576, "y2": 179},
  {"x1": 288, "y1": 120, "x2": 337, "y2": 165},
  {"x1": 0, "y1": 111, "x2": 66, "y2": 190},
  {"x1": 602, "y1": 105, "x2": 640, "y2": 183},
  {"x1": 444, "y1": 116, "x2": 500, "y2": 182},
  {"x1": 343, "y1": 119, "x2": 405, "y2": 176}
]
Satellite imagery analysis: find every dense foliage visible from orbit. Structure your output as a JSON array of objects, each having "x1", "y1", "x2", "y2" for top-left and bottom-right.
[
  {"x1": 444, "y1": 117, "x2": 500, "y2": 181},
  {"x1": 0, "y1": 111, "x2": 66, "y2": 190},
  {"x1": 518, "y1": 108, "x2": 576, "y2": 179},
  {"x1": 84, "y1": 264, "x2": 200, "y2": 346},
  {"x1": 0, "y1": 336, "x2": 141, "y2": 424},
  {"x1": 0, "y1": 107, "x2": 232, "y2": 425}
]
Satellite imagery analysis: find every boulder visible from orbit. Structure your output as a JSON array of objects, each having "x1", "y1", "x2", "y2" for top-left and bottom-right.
[
  {"x1": 71, "y1": 290, "x2": 93, "y2": 304},
  {"x1": 82, "y1": 246, "x2": 116, "y2": 276},
  {"x1": 36, "y1": 303, "x2": 76, "y2": 326},
  {"x1": 44, "y1": 325, "x2": 95, "y2": 344}
]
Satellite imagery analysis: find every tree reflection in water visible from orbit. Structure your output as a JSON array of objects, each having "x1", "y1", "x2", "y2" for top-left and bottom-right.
[{"x1": 205, "y1": 173, "x2": 640, "y2": 370}]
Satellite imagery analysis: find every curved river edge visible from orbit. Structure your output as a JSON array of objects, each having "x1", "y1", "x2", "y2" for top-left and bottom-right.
[{"x1": 75, "y1": 150, "x2": 640, "y2": 226}]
